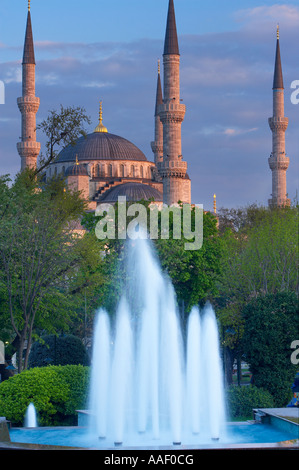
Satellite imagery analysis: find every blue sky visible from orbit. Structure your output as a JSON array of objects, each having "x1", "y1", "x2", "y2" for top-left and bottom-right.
[{"x1": 0, "y1": 0, "x2": 298, "y2": 210}]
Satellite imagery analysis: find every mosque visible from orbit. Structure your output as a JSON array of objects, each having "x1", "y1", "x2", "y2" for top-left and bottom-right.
[{"x1": 17, "y1": 0, "x2": 290, "y2": 209}]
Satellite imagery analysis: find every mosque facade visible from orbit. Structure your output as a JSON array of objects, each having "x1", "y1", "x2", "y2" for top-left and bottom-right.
[
  {"x1": 17, "y1": 0, "x2": 191, "y2": 210},
  {"x1": 17, "y1": 1, "x2": 290, "y2": 209}
]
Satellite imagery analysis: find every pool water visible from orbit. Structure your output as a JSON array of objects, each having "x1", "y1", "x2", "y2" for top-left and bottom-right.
[{"x1": 9, "y1": 423, "x2": 298, "y2": 449}]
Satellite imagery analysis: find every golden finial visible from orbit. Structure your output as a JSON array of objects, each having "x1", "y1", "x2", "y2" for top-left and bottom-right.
[
  {"x1": 277, "y1": 24, "x2": 279, "y2": 39},
  {"x1": 75, "y1": 155, "x2": 79, "y2": 165},
  {"x1": 213, "y1": 194, "x2": 217, "y2": 214},
  {"x1": 99, "y1": 101, "x2": 103, "y2": 123},
  {"x1": 158, "y1": 59, "x2": 160, "y2": 75},
  {"x1": 28, "y1": 0, "x2": 31, "y2": 11},
  {"x1": 94, "y1": 101, "x2": 108, "y2": 133}
]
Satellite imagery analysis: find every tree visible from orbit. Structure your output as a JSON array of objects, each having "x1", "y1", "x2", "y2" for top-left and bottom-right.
[
  {"x1": 242, "y1": 292, "x2": 298, "y2": 406},
  {"x1": 0, "y1": 170, "x2": 100, "y2": 371},
  {"x1": 81, "y1": 202, "x2": 223, "y2": 316},
  {"x1": 215, "y1": 204, "x2": 298, "y2": 383},
  {"x1": 155, "y1": 210, "x2": 222, "y2": 313},
  {"x1": 28, "y1": 334, "x2": 90, "y2": 368},
  {"x1": 35, "y1": 105, "x2": 91, "y2": 175}
]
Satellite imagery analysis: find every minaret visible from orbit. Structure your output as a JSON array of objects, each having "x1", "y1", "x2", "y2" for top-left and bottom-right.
[
  {"x1": 268, "y1": 26, "x2": 290, "y2": 207},
  {"x1": 151, "y1": 60, "x2": 163, "y2": 166},
  {"x1": 157, "y1": 0, "x2": 190, "y2": 205},
  {"x1": 17, "y1": 1, "x2": 41, "y2": 171}
]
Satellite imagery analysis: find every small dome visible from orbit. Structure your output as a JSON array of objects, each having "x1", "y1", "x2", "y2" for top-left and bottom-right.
[
  {"x1": 65, "y1": 163, "x2": 89, "y2": 177},
  {"x1": 98, "y1": 182, "x2": 163, "y2": 203}
]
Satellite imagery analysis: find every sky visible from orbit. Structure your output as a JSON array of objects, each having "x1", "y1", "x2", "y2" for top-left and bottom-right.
[{"x1": 0, "y1": 0, "x2": 298, "y2": 211}]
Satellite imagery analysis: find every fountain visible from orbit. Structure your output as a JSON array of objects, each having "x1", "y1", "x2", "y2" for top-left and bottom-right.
[
  {"x1": 87, "y1": 237, "x2": 227, "y2": 447},
  {"x1": 7, "y1": 237, "x2": 298, "y2": 449},
  {"x1": 25, "y1": 403, "x2": 38, "y2": 428}
]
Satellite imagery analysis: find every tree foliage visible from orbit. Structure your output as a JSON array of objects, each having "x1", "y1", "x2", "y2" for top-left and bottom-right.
[
  {"x1": 215, "y1": 204, "x2": 298, "y2": 384},
  {"x1": 0, "y1": 170, "x2": 100, "y2": 371},
  {"x1": 81, "y1": 202, "x2": 223, "y2": 315},
  {"x1": 242, "y1": 291, "x2": 298, "y2": 406},
  {"x1": 28, "y1": 334, "x2": 90, "y2": 368},
  {"x1": 35, "y1": 105, "x2": 91, "y2": 175}
]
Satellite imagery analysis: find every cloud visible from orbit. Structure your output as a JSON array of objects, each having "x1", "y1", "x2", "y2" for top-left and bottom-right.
[{"x1": 235, "y1": 4, "x2": 299, "y2": 31}]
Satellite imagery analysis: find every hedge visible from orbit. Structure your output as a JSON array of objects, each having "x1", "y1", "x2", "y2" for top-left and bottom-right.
[
  {"x1": 226, "y1": 385, "x2": 274, "y2": 420},
  {"x1": 0, "y1": 365, "x2": 90, "y2": 426}
]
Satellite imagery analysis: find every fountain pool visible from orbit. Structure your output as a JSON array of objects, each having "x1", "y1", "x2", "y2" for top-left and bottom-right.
[{"x1": 8, "y1": 422, "x2": 298, "y2": 449}]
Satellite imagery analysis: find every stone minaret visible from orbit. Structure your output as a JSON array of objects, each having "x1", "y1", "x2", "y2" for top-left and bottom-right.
[
  {"x1": 157, "y1": 0, "x2": 190, "y2": 205},
  {"x1": 268, "y1": 26, "x2": 290, "y2": 207},
  {"x1": 151, "y1": 60, "x2": 163, "y2": 167},
  {"x1": 17, "y1": 1, "x2": 41, "y2": 171}
]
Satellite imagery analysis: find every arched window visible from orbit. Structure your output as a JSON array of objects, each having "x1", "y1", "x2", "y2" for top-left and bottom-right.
[
  {"x1": 131, "y1": 165, "x2": 135, "y2": 177},
  {"x1": 140, "y1": 166, "x2": 144, "y2": 178},
  {"x1": 120, "y1": 164, "x2": 125, "y2": 177},
  {"x1": 108, "y1": 164, "x2": 113, "y2": 177}
]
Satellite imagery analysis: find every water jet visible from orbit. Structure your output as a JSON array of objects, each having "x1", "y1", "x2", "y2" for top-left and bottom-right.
[
  {"x1": 24, "y1": 403, "x2": 38, "y2": 428},
  {"x1": 87, "y1": 237, "x2": 226, "y2": 446}
]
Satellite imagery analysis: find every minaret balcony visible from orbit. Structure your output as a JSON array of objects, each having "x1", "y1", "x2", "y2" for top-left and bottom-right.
[
  {"x1": 17, "y1": 96, "x2": 40, "y2": 114},
  {"x1": 268, "y1": 154, "x2": 289, "y2": 171},
  {"x1": 157, "y1": 102, "x2": 186, "y2": 123},
  {"x1": 17, "y1": 140, "x2": 41, "y2": 157},
  {"x1": 268, "y1": 116, "x2": 288, "y2": 132},
  {"x1": 157, "y1": 159, "x2": 187, "y2": 178}
]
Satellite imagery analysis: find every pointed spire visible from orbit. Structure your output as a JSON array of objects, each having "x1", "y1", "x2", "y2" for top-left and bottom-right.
[
  {"x1": 94, "y1": 101, "x2": 108, "y2": 133},
  {"x1": 273, "y1": 25, "x2": 284, "y2": 89},
  {"x1": 155, "y1": 60, "x2": 163, "y2": 116},
  {"x1": 163, "y1": 0, "x2": 179, "y2": 56},
  {"x1": 22, "y1": 3, "x2": 35, "y2": 64}
]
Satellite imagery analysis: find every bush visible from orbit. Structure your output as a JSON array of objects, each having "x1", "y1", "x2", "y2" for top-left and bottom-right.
[
  {"x1": 0, "y1": 365, "x2": 90, "y2": 426},
  {"x1": 226, "y1": 385, "x2": 274, "y2": 419},
  {"x1": 28, "y1": 334, "x2": 90, "y2": 368}
]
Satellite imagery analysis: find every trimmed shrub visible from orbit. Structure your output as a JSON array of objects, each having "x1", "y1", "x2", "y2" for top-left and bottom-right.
[
  {"x1": 226, "y1": 385, "x2": 274, "y2": 420},
  {"x1": 0, "y1": 365, "x2": 90, "y2": 426},
  {"x1": 28, "y1": 334, "x2": 90, "y2": 368}
]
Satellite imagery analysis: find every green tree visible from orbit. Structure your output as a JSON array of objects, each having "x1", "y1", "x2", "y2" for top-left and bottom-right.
[
  {"x1": 35, "y1": 105, "x2": 91, "y2": 175},
  {"x1": 28, "y1": 334, "x2": 90, "y2": 368},
  {"x1": 81, "y1": 202, "x2": 222, "y2": 315},
  {"x1": 155, "y1": 210, "x2": 222, "y2": 312},
  {"x1": 242, "y1": 291, "x2": 298, "y2": 406},
  {"x1": 216, "y1": 204, "x2": 298, "y2": 384},
  {"x1": 0, "y1": 170, "x2": 100, "y2": 371}
]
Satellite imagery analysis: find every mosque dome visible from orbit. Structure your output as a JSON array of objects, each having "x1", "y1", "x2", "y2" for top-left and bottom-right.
[
  {"x1": 98, "y1": 182, "x2": 163, "y2": 203},
  {"x1": 56, "y1": 104, "x2": 147, "y2": 164},
  {"x1": 65, "y1": 162, "x2": 89, "y2": 176},
  {"x1": 56, "y1": 132, "x2": 147, "y2": 163}
]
